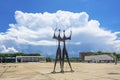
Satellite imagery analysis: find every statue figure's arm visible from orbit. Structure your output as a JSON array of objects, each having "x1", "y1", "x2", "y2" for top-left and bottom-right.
[
  {"x1": 66, "y1": 30, "x2": 72, "y2": 40},
  {"x1": 53, "y1": 28, "x2": 58, "y2": 40},
  {"x1": 53, "y1": 31, "x2": 57, "y2": 39}
]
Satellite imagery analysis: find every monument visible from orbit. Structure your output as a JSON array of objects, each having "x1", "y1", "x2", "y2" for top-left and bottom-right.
[
  {"x1": 52, "y1": 28, "x2": 73, "y2": 73},
  {"x1": 53, "y1": 29, "x2": 62, "y2": 73}
]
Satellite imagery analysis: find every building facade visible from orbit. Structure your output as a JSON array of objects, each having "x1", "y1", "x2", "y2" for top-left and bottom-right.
[
  {"x1": 84, "y1": 54, "x2": 116, "y2": 63},
  {"x1": 79, "y1": 52, "x2": 94, "y2": 61},
  {"x1": 16, "y1": 56, "x2": 46, "y2": 62}
]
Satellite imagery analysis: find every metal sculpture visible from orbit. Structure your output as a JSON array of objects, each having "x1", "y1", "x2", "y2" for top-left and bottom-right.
[
  {"x1": 61, "y1": 30, "x2": 73, "y2": 72},
  {"x1": 53, "y1": 29, "x2": 62, "y2": 73},
  {"x1": 52, "y1": 28, "x2": 73, "y2": 73}
]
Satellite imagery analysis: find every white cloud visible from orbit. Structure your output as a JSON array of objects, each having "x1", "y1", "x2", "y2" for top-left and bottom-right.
[
  {"x1": 0, "y1": 45, "x2": 18, "y2": 53},
  {"x1": 0, "y1": 10, "x2": 120, "y2": 54}
]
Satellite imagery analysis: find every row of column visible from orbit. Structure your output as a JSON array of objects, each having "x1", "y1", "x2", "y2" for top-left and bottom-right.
[{"x1": 16, "y1": 57, "x2": 45, "y2": 62}]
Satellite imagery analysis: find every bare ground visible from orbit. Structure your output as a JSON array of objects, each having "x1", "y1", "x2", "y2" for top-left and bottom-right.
[{"x1": 0, "y1": 62, "x2": 120, "y2": 80}]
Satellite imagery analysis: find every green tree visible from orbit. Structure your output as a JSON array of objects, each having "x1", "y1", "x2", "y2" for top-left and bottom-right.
[{"x1": 46, "y1": 57, "x2": 53, "y2": 62}]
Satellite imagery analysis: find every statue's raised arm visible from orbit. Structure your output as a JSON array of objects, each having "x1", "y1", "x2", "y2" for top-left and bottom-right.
[
  {"x1": 63, "y1": 30, "x2": 72, "y2": 40},
  {"x1": 53, "y1": 28, "x2": 62, "y2": 41},
  {"x1": 53, "y1": 28, "x2": 58, "y2": 39},
  {"x1": 69, "y1": 30, "x2": 72, "y2": 40}
]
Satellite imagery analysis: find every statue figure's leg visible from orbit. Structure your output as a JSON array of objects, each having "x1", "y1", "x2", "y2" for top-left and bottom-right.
[
  {"x1": 64, "y1": 48, "x2": 73, "y2": 72},
  {"x1": 61, "y1": 48, "x2": 65, "y2": 72},
  {"x1": 59, "y1": 48, "x2": 62, "y2": 72},
  {"x1": 53, "y1": 48, "x2": 59, "y2": 73}
]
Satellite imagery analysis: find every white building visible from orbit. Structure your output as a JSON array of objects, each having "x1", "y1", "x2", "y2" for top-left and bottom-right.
[
  {"x1": 85, "y1": 54, "x2": 116, "y2": 63},
  {"x1": 16, "y1": 56, "x2": 46, "y2": 63}
]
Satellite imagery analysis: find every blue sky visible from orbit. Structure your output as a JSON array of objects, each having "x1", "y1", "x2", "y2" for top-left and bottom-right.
[
  {"x1": 0, "y1": 0, "x2": 120, "y2": 56},
  {"x1": 0, "y1": 0, "x2": 120, "y2": 32}
]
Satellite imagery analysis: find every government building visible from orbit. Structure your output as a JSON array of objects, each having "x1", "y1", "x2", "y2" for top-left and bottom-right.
[{"x1": 16, "y1": 56, "x2": 46, "y2": 62}]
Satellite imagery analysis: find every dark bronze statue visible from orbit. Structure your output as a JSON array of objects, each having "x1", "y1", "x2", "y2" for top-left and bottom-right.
[
  {"x1": 61, "y1": 30, "x2": 73, "y2": 72},
  {"x1": 52, "y1": 28, "x2": 73, "y2": 73},
  {"x1": 53, "y1": 29, "x2": 62, "y2": 73}
]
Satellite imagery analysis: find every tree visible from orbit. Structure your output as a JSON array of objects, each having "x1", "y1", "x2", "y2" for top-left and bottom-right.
[
  {"x1": 97, "y1": 51, "x2": 102, "y2": 55},
  {"x1": 46, "y1": 57, "x2": 53, "y2": 62}
]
